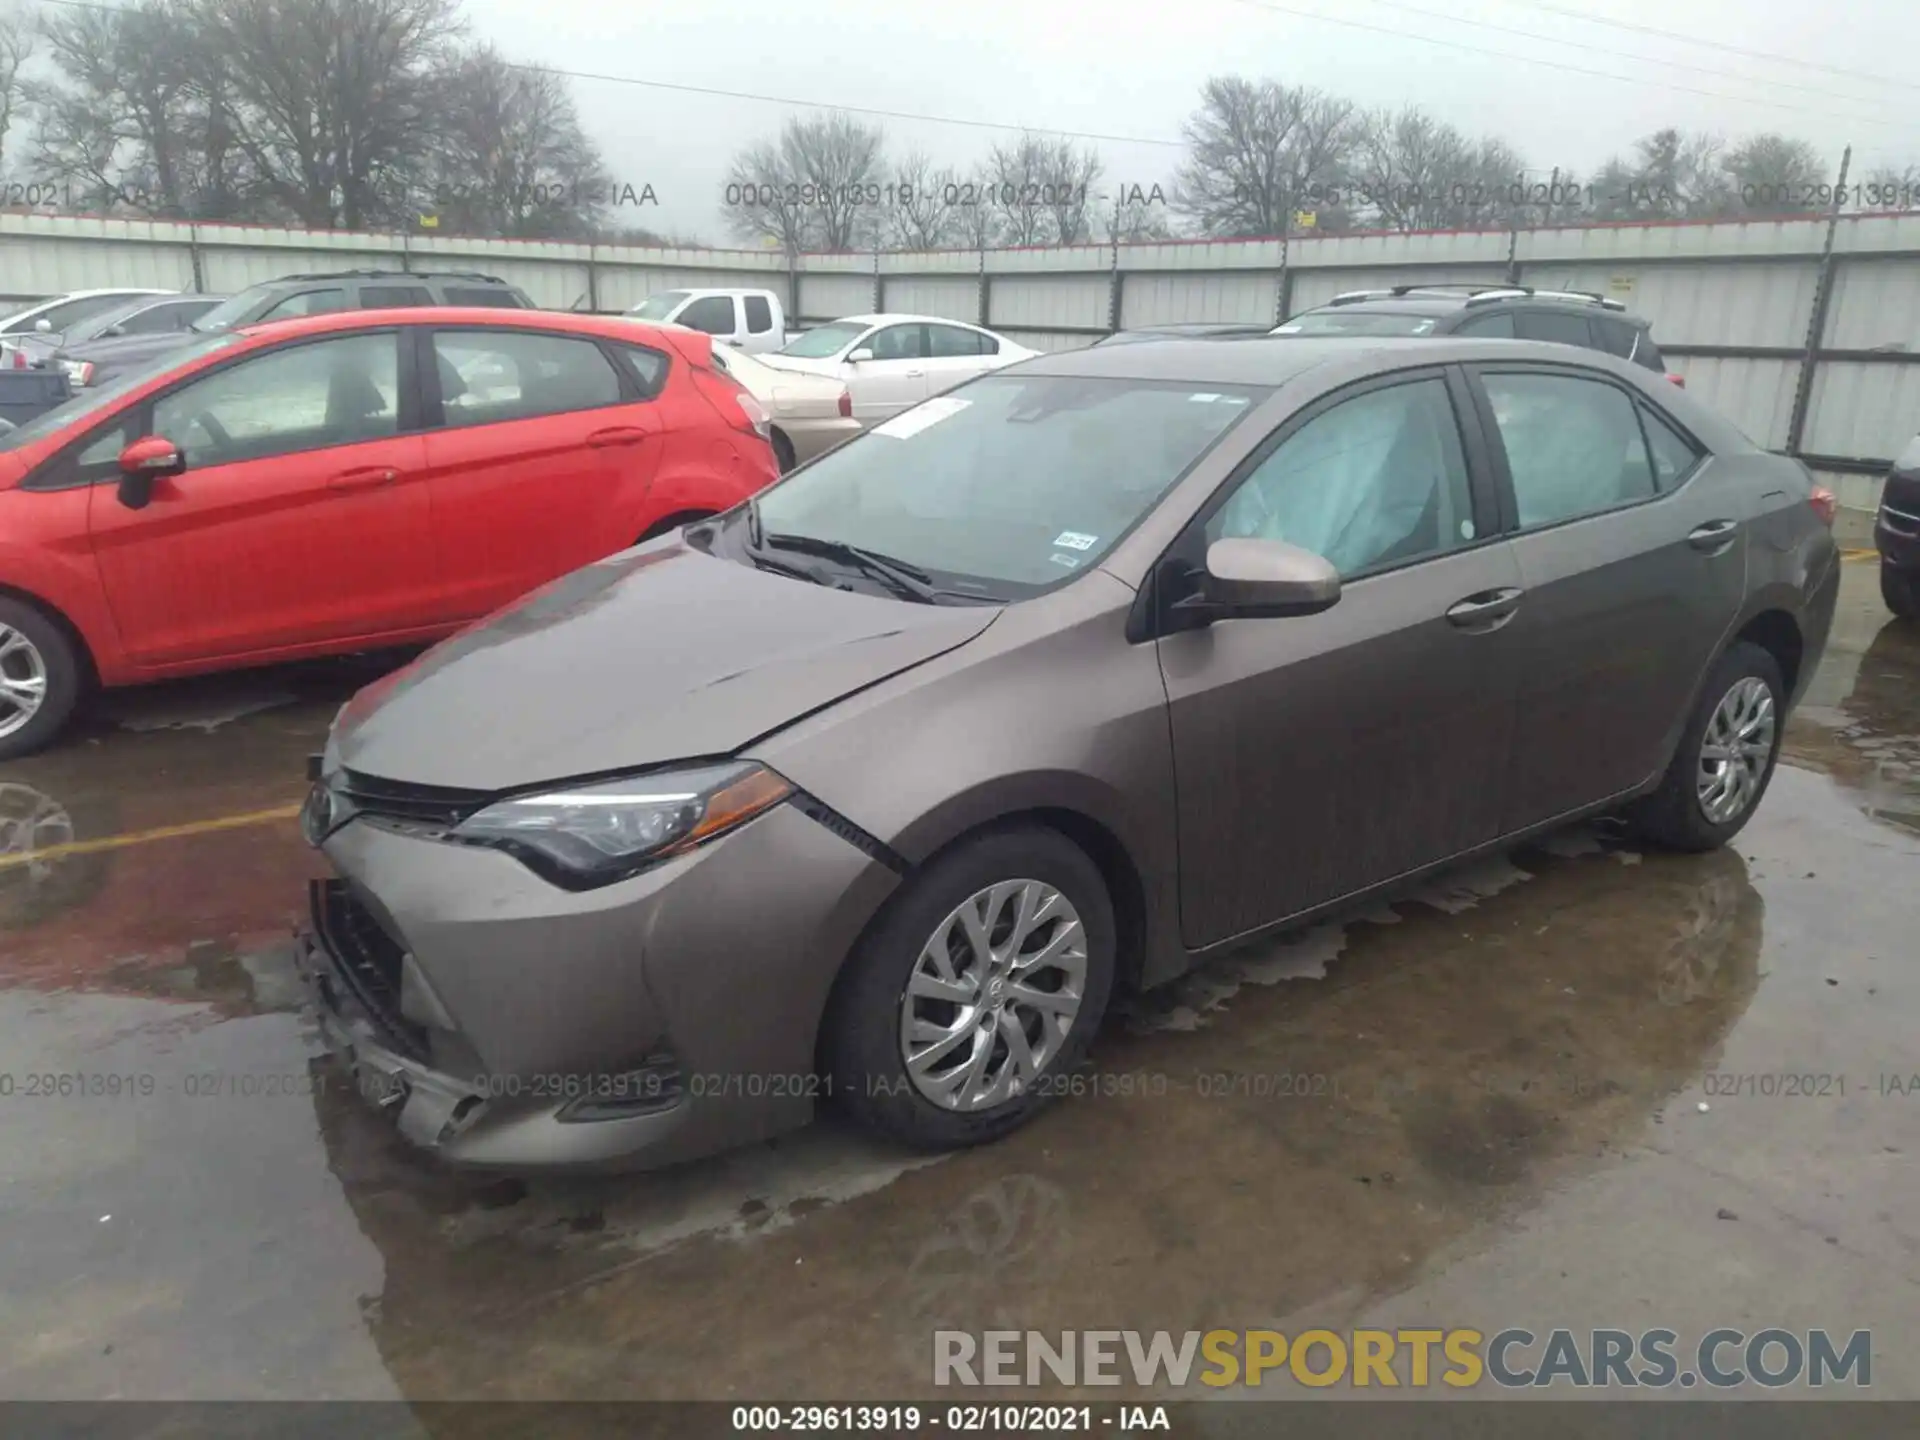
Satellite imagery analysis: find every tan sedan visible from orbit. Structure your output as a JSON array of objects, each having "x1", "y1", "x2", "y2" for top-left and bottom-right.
[{"x1": 711, "y1": 342, "x2": 861, "y2": 472}]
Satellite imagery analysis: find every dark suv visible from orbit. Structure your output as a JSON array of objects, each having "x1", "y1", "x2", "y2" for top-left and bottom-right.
[
  {"x1": 1878, "y1": 434, "x2": 1920, "y2": 619},
  {"x1": 59, "y1": 270, "x2": 536, "y2": 389},
  {"x1": 1274, "y1": 285, "x2": 1683, "y2": 385}
]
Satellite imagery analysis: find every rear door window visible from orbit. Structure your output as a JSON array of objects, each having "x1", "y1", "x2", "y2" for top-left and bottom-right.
[
  {"x1": 1513, "y1": 310, "x2": 1596, "y2": 349},
  {"x1": 928, "y1": 324, "x2": 988, "y2": 357},
  {"x1": 431, "y1": 330, "x2": 623, "y2": 427},
  {"x1": 1481, "y1": 371, "x2": 1657, "y2": 527},
  {"x1": 257, "y1": 289, "x2": 348, "y2": 322},
  {"x1": 1454, "y1": 312, "x2": 1515, "y2": 338},
  {"x1": 868, "y1": 324, "x2": 929, "y2": 360},
  {"x1": 359, "y1": 284, "x2": 435, "y2": 309},
  {"x1": 442, "y1": 287, "x2": 525, "y2": 308},
  {"x1": 677, "y1": 296, "x2": 737, "y2": 334},
  {"x1": 743, "y1": 294, "x2": 774, "y2": 334},
  {"x1": 1591, "y1": 316, "x2": 1639, "y2": 358}
]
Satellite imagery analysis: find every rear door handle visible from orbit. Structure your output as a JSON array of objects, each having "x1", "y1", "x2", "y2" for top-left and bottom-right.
[
  {"x1": 327, "y1": 466, "x2": 399, "y2": 494},
  {"x1": 1688, "y1": 518, "x2": 1739, "y2": 552},
  {"x1": 1445, "y1": 586, "x2": 1525, "y2": 631},
  {"x1": 586, "y1": 426, "x2": 650, "y2": 448}
]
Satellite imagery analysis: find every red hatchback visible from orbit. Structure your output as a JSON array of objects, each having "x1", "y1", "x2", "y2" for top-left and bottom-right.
[{"x1": 0, "y1": 308, "x2": 779, "y2": 758}]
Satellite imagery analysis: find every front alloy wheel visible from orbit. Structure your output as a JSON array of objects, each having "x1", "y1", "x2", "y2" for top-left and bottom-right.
[
  {"x1": 900, "y1": 879, "x2": 1089, "y2": 1111},
  {"x1": 0, "y1": 622, "x2": 49, "y2": 743},
  {"x1": 825, "y1": 825, "x2": 1115, "y2": 1150}
]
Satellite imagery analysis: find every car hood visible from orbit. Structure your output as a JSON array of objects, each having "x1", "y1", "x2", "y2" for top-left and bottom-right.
[
  {"x1": 63, "y1": 331, "x2": 197, "y2": 365},
  {"x1": 329, "y1": 537, "x2": 1000, "y2": 790}
]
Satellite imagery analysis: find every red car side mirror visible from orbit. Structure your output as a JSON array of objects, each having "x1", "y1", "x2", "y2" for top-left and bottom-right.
[{"x1": 117, "y1": 434, "x2": 185, "y2": 510}]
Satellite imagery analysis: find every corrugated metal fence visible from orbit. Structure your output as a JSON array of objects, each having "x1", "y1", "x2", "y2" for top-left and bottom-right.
[{"x1": 6, "y1": 208, "x2": 1916, "y2": 512}]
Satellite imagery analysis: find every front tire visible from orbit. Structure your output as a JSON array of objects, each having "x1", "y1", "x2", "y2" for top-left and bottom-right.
[
  {"x1": 770, "y1": 428, "x2": 796, "y2": 474},
  {"x1": 0, "y1": 598, "x2": 83, "y2": 762},
  {"x1": 1884, "y1": 563, "x2": 1920, "y2": 621},
  {"x1": 824, "y1": 826, "x2": 1116, "y2": 1151},
  {"x1": 1627, "y1": 641, "x2": 1785, "y2": 852}
]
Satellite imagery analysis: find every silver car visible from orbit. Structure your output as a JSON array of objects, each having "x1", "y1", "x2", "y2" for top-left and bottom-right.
[{"x1": 300, "y1": 336, "x2": 1840, "y2": 1171}]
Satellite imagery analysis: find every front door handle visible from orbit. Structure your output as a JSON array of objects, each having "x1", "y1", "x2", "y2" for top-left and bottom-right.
[
  {"x1": 327, "y1": 466, "x2": 399, "y2": 494},
  {"x1": 1445, "y1": 586, "x2": 1525, "y2": 631},
  {"x1": 586, "y1": 426, "x2": 650, "y2": 448},
  {"x1": 1688, "y1": 519, "x2": 1739, "y2": 552},
  {"x1": 904, "y1": 369, "x2": 926, "y2": 378}
]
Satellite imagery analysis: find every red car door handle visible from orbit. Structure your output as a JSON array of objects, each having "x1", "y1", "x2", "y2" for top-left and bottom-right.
[
  {"x1": 328, "y1": 466, "x2": 399, "y2": 494},
  {"x1": 586, "y1": 427, "x2": 650, "y2": 448}
]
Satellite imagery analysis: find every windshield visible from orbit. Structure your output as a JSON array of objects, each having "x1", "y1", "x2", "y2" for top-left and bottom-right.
[
  {"x1": 777, "y1": 321, "x2": 867, "y2": 359},
  {"x1": 1274, "y1": 310, "x2": 1439, "y2": 336},
  {"x1": 0, "y1": 333, "x2": 243, "y2": 452},
  {"x1": 748, "y1": 374, "x2": 1262, "y2": 598},
  {"x1": 630, "y1": 291, "x2": 690, "y2": 321},
  {"x1": 191, "y1": 287, "x2": 274, "y2": 332}
]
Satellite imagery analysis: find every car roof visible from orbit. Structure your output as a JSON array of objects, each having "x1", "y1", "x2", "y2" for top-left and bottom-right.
[
  {"x1": 1017, "y1": 334, "x2": 1632, "y2": 385},
  {"x1": 831, "y1": 313, "x2": 986, "y2": 328},
  {"x1": 232, "y1": 307, "x2": 634, "y2": 342},
  {"x1": 1300, "y1": 292, "x2": 1649, "y2": 324}
]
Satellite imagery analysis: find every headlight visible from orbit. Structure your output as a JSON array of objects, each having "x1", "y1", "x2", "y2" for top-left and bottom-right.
[{"x1": 449, "y1": 761, "x2": 792, "y2": 889}]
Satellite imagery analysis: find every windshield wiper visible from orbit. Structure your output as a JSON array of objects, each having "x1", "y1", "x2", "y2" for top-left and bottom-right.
[{"x1": 762, "y1": 532, "x2": 996, "y2": 605}]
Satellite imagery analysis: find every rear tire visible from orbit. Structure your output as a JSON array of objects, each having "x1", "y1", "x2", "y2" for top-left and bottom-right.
[
  {"x1": 1884, "y1": 563, "x2": 1920, "y2": 621},
  {"x1": 0, "y1": 597, "x2": 84, "y2": 762},
  {"x1": 1626, "y1": 641, "x2": 1784, "y2": 852},
  {"x1": 771, "y1": 428, "x2": 796, "y2": 474},
  {"x1": 824, "y1": 826, "x2": 1115, "y2": 1151}
]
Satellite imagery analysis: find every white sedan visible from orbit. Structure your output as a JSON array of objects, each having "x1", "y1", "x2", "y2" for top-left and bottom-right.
[{"x1": 758, "y1": 314, "x2": 1036, "y2": 425}]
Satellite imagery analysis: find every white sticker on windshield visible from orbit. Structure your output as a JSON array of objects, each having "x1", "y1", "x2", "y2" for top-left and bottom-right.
[
  {"x1": 873, "y1": 396, "x2": 970, "y2": 439},
  {"x1": 1273, "y1": 323, "x2": 1303, "y2": 333},
  {"x1": 1050, "y1": 553, "x2": 1082, "y2": 569},
  {"x1": 1413, "y1": 320, "x2": 1436, "y2": 334},
  {"x1": 1052, "y1": 531, "x2": 1098, "y2": 551},
  {"x1": 1188, "y1": 392, "x2": 1223, "y2": 402}
]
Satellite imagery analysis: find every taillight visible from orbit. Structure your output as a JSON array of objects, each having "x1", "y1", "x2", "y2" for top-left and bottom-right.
[
  {"x1": 1809, "y1": 485, "x2": 1837, "y2": 527},
  {"x1": 1666, "y1": 373, "x2": 1686, "y2": 388},
  {"x1": 732, "y1": 388, "x2": 772, "y2": 440},
  {"x1": 7, "y1": 348, "x2": 23, "y2": 370},
  {"x1": 837, "y1": 388, "x2": 852, "y2": 419}
]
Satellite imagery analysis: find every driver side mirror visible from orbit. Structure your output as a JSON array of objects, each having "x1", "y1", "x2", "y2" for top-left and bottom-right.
[
  {"x1": 116, "y1": 435, "x2": 185, "y2": 510},
  {"x1": 1172, "y1": 538, "x2": 1341, "y2": 625},
  {"x1": 847, "y1": 347, "x2": 874, "y2": 364}
]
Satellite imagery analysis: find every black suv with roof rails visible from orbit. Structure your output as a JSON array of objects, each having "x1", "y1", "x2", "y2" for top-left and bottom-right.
[
  {"x1": 1271, "y1": 284, "x2": 1684, "y2": 386},
  {"x1": 58, "y1": 269, "x2": 537, "y2": 390}
]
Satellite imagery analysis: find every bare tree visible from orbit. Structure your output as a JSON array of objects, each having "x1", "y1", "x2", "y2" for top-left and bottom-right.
[
  {"x1": 1040, "y1": 136, "x2": 1103, "y2": 245},
  {"x1": 1859, "y1": 162, "x2": 1920, "y2": 213},
  {"x1": 884, "y1": 151, "x2": 962, "y2": 251},
  {"x1": 424, "y1": 49, "x2": 608, "y2": 239},
  {"x1": 1724, "y1": 134, "x2": 1831, "y2": 215},
  {"x1": 781, "y1": 111, "x2": 885, "y2": 251},
  {"x1": 0, "y1": 3, "x2": 32, "y2": 177},
  {"x1": 950, "y1": 165, "x2": 999, "y2": 250},
  {"x1": 197, "y1": 0, "x2": 460, "y2": 228},
  {"x1": 1585, "y1": 128, "x2": 1731, "y2": 222},
  {"x1": 1353, "y1": 106, "x2": 1492, "y2": 231},
  {"x1": 1171, "y1": 76, "x2": 1358, "y2": 238},
  {"x1": 985, "y1": 133, "x2": 1054, "y2": 246},
  {"x1": 724, "y1": 135, "x2": 813, "y2": 255}
]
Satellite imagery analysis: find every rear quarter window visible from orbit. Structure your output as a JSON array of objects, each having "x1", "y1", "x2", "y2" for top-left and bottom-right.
[{"x1": 442, "y1": 286, "x2": 525, "y2": 308}]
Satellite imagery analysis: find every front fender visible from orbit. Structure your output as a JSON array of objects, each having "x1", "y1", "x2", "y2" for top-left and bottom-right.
[{"x1": 0, "y1": 528, "x2": 125, "y2": 684}]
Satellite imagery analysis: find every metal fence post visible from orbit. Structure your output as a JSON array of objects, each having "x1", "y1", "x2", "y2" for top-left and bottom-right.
[
  {"x1": 187, "y1": 223, "x2": 205, "y2": 293},
  {"x1": 1785, "y1": 145, "x2": 1852, "y2": 458},
  {"x1": 872, "y1": 245, "x2": 883, "y2": 312},
  {"x1": 586, "y1": 244, "x2": 599, "y2": 314},
  {"x1": 978, "y1": 247, "x2": 990, "y2": 328},
  {"x1": 1274, "y1": 233, "x2": 1291, "y2": 325}
]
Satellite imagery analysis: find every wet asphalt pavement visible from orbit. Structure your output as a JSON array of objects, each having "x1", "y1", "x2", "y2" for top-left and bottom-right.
[{"x1": 0, "y1": 557, "x2": 1916, "y2": 1407}]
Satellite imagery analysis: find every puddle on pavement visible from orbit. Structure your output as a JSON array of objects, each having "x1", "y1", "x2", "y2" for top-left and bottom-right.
[{"x1": 1784, "y1": 615, "x2": 1920, "y2": 837}]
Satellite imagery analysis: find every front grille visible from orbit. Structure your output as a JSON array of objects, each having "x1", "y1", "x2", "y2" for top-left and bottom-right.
[
  {"x1": 311, "y1": 879, "x2": 430, "y2": 1061},
  {"x1": 337, "y1": 768, "x2": 489, "y2": 837}
]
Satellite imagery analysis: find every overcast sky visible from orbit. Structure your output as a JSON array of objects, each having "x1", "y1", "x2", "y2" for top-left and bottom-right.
[{"x1": 467, "y1": 0, "x2": 1920, "y2": 244}]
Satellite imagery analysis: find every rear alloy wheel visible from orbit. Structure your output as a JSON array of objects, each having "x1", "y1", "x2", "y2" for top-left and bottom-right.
[
  {"x1": 1627, "y1": 641, "x2": 1784, "y2": 852},
  {"x1": 0, "y1": 599, "x2": 82, "y2": 762},
  {"x1": 1884, "y1": 563, "x2": 1920, "y2": 621},
  {"x1": 826, "y1": 826, "x2": 1115, "y2": 1150}
]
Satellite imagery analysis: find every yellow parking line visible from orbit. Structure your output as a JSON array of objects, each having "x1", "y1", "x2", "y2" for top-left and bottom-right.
[
  {"x1": 0, "y1": 803, "x2": 303, "y2": 871},
  {"x1": 1842, "y1": 549, "x2": 1878, "y2": 563}
]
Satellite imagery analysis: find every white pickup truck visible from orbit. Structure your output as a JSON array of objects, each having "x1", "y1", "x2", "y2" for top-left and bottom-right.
[{"x1": 625, "y1": 287, "x2": 789, "y2": 353}]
